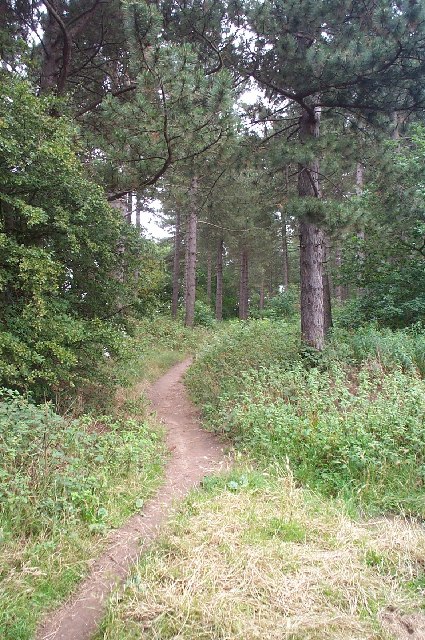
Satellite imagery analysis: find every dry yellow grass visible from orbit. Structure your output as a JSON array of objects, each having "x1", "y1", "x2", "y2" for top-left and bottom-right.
[{"x1": 98, "y1": 471, "x2": 425, "y2": 640}]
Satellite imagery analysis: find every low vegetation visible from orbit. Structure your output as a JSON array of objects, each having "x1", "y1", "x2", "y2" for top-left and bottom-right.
[
  {"x1": 97, "y1": 319, "x2": 425, "y2": 639},
  {"x1": 187, "y1": 320, "x2": 425, "y2": 517},
  {"x1": 0, "y1": 317, "x2": 208, "y2": 640},
  {"x1": 97, "y1": 469, "x2": 425, "y2": 640}
]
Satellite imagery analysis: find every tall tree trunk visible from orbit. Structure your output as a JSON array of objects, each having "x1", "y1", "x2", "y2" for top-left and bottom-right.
[
  {"x1": 184, "y1": 175, "x2": 198, "y2": 327},
  {"x1": 135, "y1": 195, "x2": 141, "y2": 231},
  {"x1": 171, "y1": 210, "x2": 181, "y2": 319},
  {"x1": 39, "y1": 0, "x2": 102, "y2": 97},
  {"x1": 206, "y1": 249, "x2": 212, "y2": 304},
  {"x1": 259, "y1": 277, "x2": 265, "y2": 312},
  {"x1": 215, "y1": 237, "x2": 224, "y2": 321},
  {"x1": 40, "y1": 8, "x2": 63, "y2": 95},
  {"x1": 298, "y1": 105, "x2": 326, "y2": 350},
  {"x1": 238, "y1": 250, "x2": 244, "y2": 320},
  {"x1": 334, "y1": 244, "x2": 344, "y2": 302},
  {"x1": 124, "y1": 192, "x2": 132, "y2": 223},
  {"x1": 239, "y1": 249, "x2": 249, "y2": 320},
  {"x1": 323, "y1": 236, "x2": 333, "y2": 333},
  {"x1": 282, "y1": 216, "x2": 290, "y2": 289},
  {"x1": 355, "y1": 162, "x2": 365, "y2": 294}
]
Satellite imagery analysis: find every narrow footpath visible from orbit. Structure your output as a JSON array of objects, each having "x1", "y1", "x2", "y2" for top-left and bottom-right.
[{"x1": 36, "y1": 358, "x2": 226, "y2": 640}]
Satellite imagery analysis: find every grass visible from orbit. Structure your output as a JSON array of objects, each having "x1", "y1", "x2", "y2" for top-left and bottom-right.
[
  {"x1": 0, "y1": 316, "x2": 210, "y2": 640},
  {"x1": 96, "y1": 468, "x2": 425, "y2": 640},
  {"x1": 0, "y1": 398, "x2": 165, "y2": 640},
  {"x1": 94, "y1": 319, "x2": 425, "y2": 639},
  {"x1": 186, "y1": 320, "x2": 425, "y2": 517}
]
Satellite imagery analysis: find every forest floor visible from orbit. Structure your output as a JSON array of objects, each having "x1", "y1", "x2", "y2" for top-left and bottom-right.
[{"x1": 35, "y1": 359, "x2": 228, "y2": 640}]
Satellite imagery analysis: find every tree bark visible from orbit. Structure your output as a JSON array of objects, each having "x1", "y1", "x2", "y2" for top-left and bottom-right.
[
  {"x1": 239, "y1": 249, "x2": 249, "y2": 320},
  {"x1": 40, "y1": 7, "x2": 63, "y2": 95},
  {"x1": 206, "y1": 249, "x2": 212, "y2": 304},
  {"x1": 355, "y1": 162, "x2": 365, "y2": 294},
  {"x1": 40, "y1": 0, "x2": 103, "y2": 97},
  {"x1": 215, "y1": 237, "x2": 224, "y2": 321},
  {"x1": 135, "y1": 195, "x2": 141, "y2": 231},
  {"x1": 184, "y1": 175, "x2": 198, "y2": 327},
  {"x1": 323, "y1": 236, "x2": 333, "y2": 334},
  {"x1": 282, "y1": 216, "x2": 290, "y2": 289},
  {"x1": 298, "y1": 105, "x2": 326, "y2": 350},
  {"x1": 171, "y1": 210, "x2": 181, "y2": 319},
  {"x1": 259, "y1": 277, "x2": 265, "y2": 312},
  {"x1": 334, "y1": 244, "x2": 344, "y2": 302}
]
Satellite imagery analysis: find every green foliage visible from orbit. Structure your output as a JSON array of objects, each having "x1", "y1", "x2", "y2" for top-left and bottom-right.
[
  {"x1": 188, "y1": 321, "x2": 425, "y2": 516},
  {"x1": 186, "y1": 319, "x2": 300, "y2": 409},
  {"x1": 91, "y1": 1, "x2": 235, "y2": 195},
  {"x1": 193, "y1": 300, "x2": 216, "y2": 327},
  {"x1": 0, "y1": 76, "x2": 162, "y2": 400},
  {"x1": 325, "y1": 325, "x2": 425, "y2": 376},
  {"x1": 0, "y1": 389, "x2": 161, "y2": 538},
  {"x1": 261, "y1": 287, "x2": 298, "y2": 320},
  {"x1": 337, "y1": 125, "x2": 425, "y2": 329}
]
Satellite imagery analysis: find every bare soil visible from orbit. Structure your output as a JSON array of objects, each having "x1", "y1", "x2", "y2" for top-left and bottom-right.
[
  {"x1": 36, "y1": 358, "x2": 226, "y2": 640},
  {"x1": 381, "y1": 607, "x2": 425, "y2": 640}
]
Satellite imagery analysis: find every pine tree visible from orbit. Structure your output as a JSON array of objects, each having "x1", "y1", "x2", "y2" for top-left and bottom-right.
[{"x1": 224, "y1": 0, "x2": 425, "y2": 348}]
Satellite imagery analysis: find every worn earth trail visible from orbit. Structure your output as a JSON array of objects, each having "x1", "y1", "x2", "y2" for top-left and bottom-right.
[{"x1": 36, "y1": 358, "x2": 226, "y2": 640}]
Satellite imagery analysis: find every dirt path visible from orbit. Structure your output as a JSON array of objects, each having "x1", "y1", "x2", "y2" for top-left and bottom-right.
[{"x1": 36, "y1": 358, "x2": 226, "y2": 640}]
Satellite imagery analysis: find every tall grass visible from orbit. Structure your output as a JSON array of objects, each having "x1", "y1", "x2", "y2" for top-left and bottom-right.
[{"x1": 187, "y1": 321, "x2": 425, "y2": 517}]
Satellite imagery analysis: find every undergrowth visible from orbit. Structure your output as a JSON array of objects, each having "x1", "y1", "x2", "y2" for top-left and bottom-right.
[
  {"x1": 76, "y1": 316, "x2": 211, "y2": 414},
  {"x1": 0, "y1": 316, "x2": 206, "y2": 640},
  {"x1": 187, "y1": 320, "x2": 425, "y2": 517},
  {"x1": 97, "y1": 468, "x2": 425, "y2": 640}
]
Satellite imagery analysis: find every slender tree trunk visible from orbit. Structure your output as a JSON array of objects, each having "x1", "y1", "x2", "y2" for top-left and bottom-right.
[
  {"x1": 135, "y1": 195, "x2": 141, "y2": 231},
  {"x1": 356, "y1": 162, "x2": 365, "y2": 294},
  {"x1": 171, "y1": 210, "x2": 181, "y2": 319},
  {"x1": 259, "y1": 277, "x2": 265, "y2": 312},
  {"x1": 215, "y1": 237, "x2": 224, "y2": 321},
  {"x1": 282, "y1": 216, "x2": 290, "y2": 289},
  {"x1": 239, "y1": 249, "x2": 249, "y2": 320},
  {"x1": 282, "y1": 166, "x2": 290, "y2": 289},
  {"x1": 40, "y1": 10, "x2": 62, "y2": 95},
  {"x1": 243, "y1": 250, "x2": 249, "y2": 319},
  {"x1": 323, "y1": 236, "x2": 333, "y2": 334},
  {"x1": 206, "y1": 249, "x2": 212, "y2": 304},
  {"x1": 184, "y1": 175, "x2": 198, "y2": 328},
  {"x1": 124, "y1": 192, "x2": 132, "y2": 223},
  {"x1": 298, "y1": 105, "x2": 326, "y2": 350},
  {"x1": 334, "y1": 244, "x2": 344, "y2": 302},
  {"x1": 239, "y1": 250, "x2": 245, "y2": 320},
  {"x1": 39, "y1": 1, "x2": 102, "y2": 97}
]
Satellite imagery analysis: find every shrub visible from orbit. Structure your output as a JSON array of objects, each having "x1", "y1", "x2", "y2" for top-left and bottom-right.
[
  {"x1": 194, "y1": 300, "x2": 216, "y2": 327},
  {"x1": 0, "y1": 389, "x2": 161, "y2": 537},
  {"x1": 188, "y1": 321, "x2": 425, "y2": 516},
  {"x1": 186, "y1": 319, "x2": 300, "y2": 410},
  {"x1": 262, "y1": 286, "x2": 298, "y2": 320},
  {"x1": 325, "y1": 324, "x2": 425, "y2": 376}
]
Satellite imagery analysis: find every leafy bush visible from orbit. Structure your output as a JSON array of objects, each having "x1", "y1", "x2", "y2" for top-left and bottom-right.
[
  {"x1": 188, "y1": 321, "x2": 425, "y2": 516},
  {"x1": 325, "y1": 324, "x2": 425, "y2": 376},
  {"x1": 186, "y1": 319, "x2": 300, "y2": 410},
  {"x1": 194, "y1": 300, "x2": 216, "y2": 327},
  {"x1": 0, "y1": 389, "x2": 162, "y2": 537},
  {"x1": 0, "y1": 76, "x2": 164, "y2": 401},
  {"x1": 262, "y1": 287, "x2": 298, "y2": 320}
]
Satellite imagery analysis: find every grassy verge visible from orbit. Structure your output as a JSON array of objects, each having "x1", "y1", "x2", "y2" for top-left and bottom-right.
[
  {"x1": 186, "y1": 320, "x2": 425, "y2": 517},
  {"x1": 0, "y1": 316, "x2": 210, "y2": 640},
  {"x1": 95, "y1": 319, "x2": 425, "y2": 639},
  {"x1": 97, "y1": 468, "x2": 425, "y2": 640}
]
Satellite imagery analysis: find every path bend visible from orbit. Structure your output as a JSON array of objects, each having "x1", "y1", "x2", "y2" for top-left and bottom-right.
[{"x1": 36, "y1": 358, "x2": 226, "y2": 640}]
